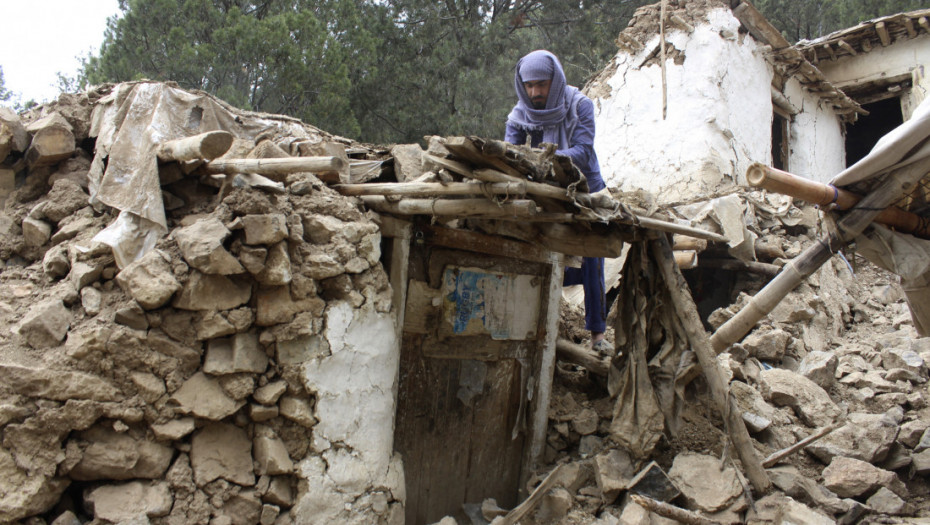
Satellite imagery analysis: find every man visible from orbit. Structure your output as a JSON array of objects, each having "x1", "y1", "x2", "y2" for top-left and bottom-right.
[{"x1": 505, "y1": 49, "x2": 610, "y2": 354}]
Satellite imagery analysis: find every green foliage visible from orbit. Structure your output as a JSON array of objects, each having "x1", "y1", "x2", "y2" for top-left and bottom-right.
[
  {"x1": 0, "y1": 66, "x2": 13, "y2": 103},
  {"x1": 753, "y1": 0, "x2": 928, "y2": 41}
]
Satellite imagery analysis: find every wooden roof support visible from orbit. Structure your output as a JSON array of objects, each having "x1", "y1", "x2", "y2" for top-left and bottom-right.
[
  {"x1": 904, "y1": 17, "x2": 917, "y2": 38},
  {"x1": 669, "y1": 14, "x2": 694, "y2": 32},
  {"x1": 876, "y1": 21, "x2": 891, "y2": 46},
  {"x1": 837, "y1": 39, "x2": 857, "y2": 56},
  {"x1": 920, "y1": 17, "x2": 930, "y2": 33},
  {"x1": 861, "y1": 38, "x2": 873, "y2": 53},
  {"x1": 822, "y1": 43, "x2": 836, "y2": 61},
  {"x1": 617, "y1": 32, "x2": 643, "y2": 51}
]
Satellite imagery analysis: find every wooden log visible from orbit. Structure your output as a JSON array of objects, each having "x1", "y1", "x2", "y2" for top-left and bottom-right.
[
  {"x1": 747, "y1": 163, "x2": 930, "y2": 239},
  {"x1": 539, "y1": 223, "x2": 625, "y2": 258},
  {"x1": 762, "y1": 422, "x2": 843, "y2": 468},
  {"x1": 333, "y1": 181, "x2": 526, "y2": 198},
  {"x1": 674, "y1": 250, "x2": 698, "y2": 269},
  {"x1": 630, "y1": 494, "x2": 722, "y2": 525},
  {"x1": 556, "y1": 338, "x2": 609, "y2": 376},
  {"x1": 420, "y1": 223, "x2": 552, "y2": 264},
  {"x1": 443, "y1": 136, "x2": 525, "y2": 178},
  {"x1": 712, "y1": 157, "x2": 930, "y2": 353},
  {"x1": 157, "y1": 131, "x2": 234, "y2": 162},
  {"x1": 24, "y1": 113, "x2": 75, "y2": 168},
  {"x1": 920, "y1": 16, "x2": 930, "y2": 33},
  {"x1": 634, "y1": 216, "x2": 728, "y2": 243},
  {"x1": 651, "y1": 235, "x2": 772, "y2": 494},
  {"x1": 861, "y1": 38, "x2": 873, "y2": 52},
  {"x1": 837, "y1": 39, "x2": 857, "y2": 56},
  {"x1": 202, "y1": 156, "x2": 345, "y2": 181},
  {"x1": 669, "y1": 14, "x2": 694, "y2": 32},
  {"x1": 672, "y1": 235, "x2": 708, "y2": 252},
  {"x1": 904, "y1": 17, "x2": 917, "y2": 38},
  {"x1": 359, "y1": 195, "x2": 537, "y2": 218},
  {"x1": 876, "y1": 21, "x2": 891, "y2": 46},
  {"x1": 498, "y1": 464, "x2": 566, "y2": 525},
  {"x1": 699, "y1": 258, "x2": 781, "y2": 278}
]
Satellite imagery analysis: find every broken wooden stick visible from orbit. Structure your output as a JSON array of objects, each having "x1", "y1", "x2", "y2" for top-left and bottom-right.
[
  {"x1": 157, "y1": 130, "x2": 234, "y2": 162},
  {"x1": 630, "y1": 494, "x2": 722, "y2": 525},
  {"x1": 651, "y1": 235, "x2": 772, "y2": 494},
  {"x1": 203, "y1": 156, "x2": 345, "y2": 180},
  {"x1": 555, "y1": 338, "x2": 609, "y2": 376},
  {"x1": 493, "y1": 464, "x2": 565, "y2": 525},
  {"x1": 333, "y1": 181, "x2": 527, "y2": 198},
  {"x1": 674, "y1": 250, "x2": 698, "y2": 269},
  {"x1": 762, "y1": 421, "x2": 843, "y2": 468},
  {"x1": 700, "y1": 258, "x2": 781, "y2": 278},
  {"x1": 359, "y1": 195, "x2": 537, "y2": 218}
]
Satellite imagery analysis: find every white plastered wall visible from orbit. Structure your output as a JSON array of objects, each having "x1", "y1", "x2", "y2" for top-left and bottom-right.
[
  {"x1": 592, "y1": 8, "x2": 773, "y2": 204},
  {"x1": 782, "y1": 77, "x2": 847, "y2": 183}
]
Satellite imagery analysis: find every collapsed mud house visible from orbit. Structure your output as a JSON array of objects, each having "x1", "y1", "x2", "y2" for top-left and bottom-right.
[{"x1": 2, "y1": 2, "x2": 930, "y2": 525}]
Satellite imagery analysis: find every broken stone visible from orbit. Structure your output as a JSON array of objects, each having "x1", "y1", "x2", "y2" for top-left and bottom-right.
[
  {"x1": 594, "y1": 449, "x2": 635, "y2": 503},
  {"x1": 535, "y1": 487, "x2": 572, "y2": 525},
  {"x1": 151, "y1": 418, "x2": 196, "y2": 441},
  {"x1": 250, "y1": 403, "x2": 279, "y2": 422},
  {"x1": 131, "y1": 371, "x2": 166, "y2": 403},
  {"x1": 85, "y1": 481, "x2": 172, "y2": 522},
  {"x1": 50, "y1": 510, "x2": 81, "y2": 525},
  {"x1": 25, "y1": 112, "x2": 76, "y2": 167},
  {"x1": 279, "y1": 395, "x2": 316, "y2": 427},
  {"x1": 239, "y1": 214, "x2": 289, "y2": 245},
  {"x1": 254, "y1": 381, "x2": 288, "y2": 405},
  {"x1": 730, "y1": 380, "x2": 790, "y2": 427},
  {"x1": 910, "y1": 449, "x2": 930, "y2": 476},
  {"x1": 264, "y1": 476, "x2": 295, "y2": 507},
  {"x1": 882, "y1": 347, "x2": 926, "y2": 377},
  {"x1": 22, "y1": 216, "x2": 52, "y2": 247},
  {"x1": 390, "y1": 143, "x2": 424, "y2": 181},
  {"x1": 170, "y1": 372, "x2": 245, "y2": 420},
  {"x1": 867, "y1": 486, "x2": 908, "y2": 515},
  {"x1": 17, "y1": 299, "x2": 70, "y2": 349},
  {"x1": 0, "y1": 363, "x2": 119, "y2": 401},
  {"x1": 71, "y1": 426, "x2": 173, "y2": 480},
  {"x1": 302, "y1": 214, "x2": 344, "y2": 244},
  {"x1": 191, "y1": 422, "x2": 255, "y2": 487},
  {"x1": 797, "y1": 350, "x2": 838, "y2": 389},
  {"x1": 572, "y1": 407, "x2": 599, "y2": 436},
  {"x1": 204, "y1": 331, "x2": 268, "y2": 375},
  {"x1": 0, "y1": 106, "x2": 29, "y2": 158},
  {"x1": 115, "y1": 302, "x2": 149, "y2": 330},
  {"x1": 899, "y1": 420, "x2": 930, "y2": 449},
  {"x1": 51, "y1": 214, "x2": 94, "y2": 245},
  {"x1": 116, "y1": 249, "x2": 181, "y2": 309},
  {"x1": 43, "y1": 179, "x2": 88, "y2": 223},
  {"x1": 256, "y1": 241, "x2": 292, "y2": 285},
  {"x1": 627, "y1": 461, "x2": 679, "y2": 503},
  {"x1": 302, "y1": 250, "x2": 345, "y2": 280},
  {"x1": 766, "y1": 465, "x2": 849, "y2": 515},
  {"x1": 0, "y1": 447, "x2": 69, "y2": 522},
  {"x1": 194, "y1": 311, "x2": 236, "y2": 340},
  {"x1": 215, "y1": 488, "x2": 263, "y2": 525},
  {"x1": 807, "y1": 412, "x2": 900, "y2": 464},
  {"x1": 747, "y1": 494, "x2": 834, "y2": 525},
  {"x1": 173, "y1": 217, "x2": 244, "y2": 275},
  {"x1": 668, "y1": 452, "x2": 743, "y2": 513},
  {"x1": 277, "y1": 335, "x2": 329, "y2": 365},
  {"x1": 219, "y1": 374, "x2": 255, "y2": 400},
  {"x1": 80, "y1": 286, "x2": 102, "y2": 316},
  {"x1": 260, "y1": 504, "x2": 281, "y2": 525},
  {"x1": 43, "y1": 244, "x2": 70, "y2": 278},
  {"x1": 742, "y1": 328, "x2": 790, "y2": 362},
  {"x1": 822, "y1": 456, "x2": 906, "y2": 499},
  {"x1": 254, "y1": 431, "x2": 295, "y2": 475},
  {"x1": 255, "y1": 285, "x2": 324, "y2": 326},
  {"x1": 758, "y1": 368, "x2": 841, "y2": 427},
  {"x1": 70, "y1": 261, "x2": 103, "y2": 291},
  {"x1": 173, "y1": 271, "x2": 251, "y2": 311}
]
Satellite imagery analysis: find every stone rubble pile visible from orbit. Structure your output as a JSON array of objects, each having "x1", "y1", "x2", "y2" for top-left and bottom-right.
[{"x1": 0, "y1": 87, "x2": 402, "y2": 525}]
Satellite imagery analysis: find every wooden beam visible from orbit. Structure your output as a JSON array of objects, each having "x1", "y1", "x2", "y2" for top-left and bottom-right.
[
  {"x1": 556, "y1": 338, "x2": 609, "y2": 376},
  {"x1": 822, "y1": 43, "x2": 836, "y2": 61},
  {"x1": 876, "y1": 21, "x2": 891, "y2": 46},
  {"x1": 919, "y1": 17, "x2": 930, "y2": 33},
  {"x1": 732, "y1": 1, "x2": 791, "y2": 48},
  {"x1": 837, "y1": 39, "x2": 857, "y2": 56},
  {"x1": 203, "y1": 156, "x2": 344, "y2": 181},
  {"x1": 674, "y1": 250, "x2": 698, "y2": 269},
  {"x1": 904, "y1": 17, "x2": 917, "y2": 38},
  {"x1": 333, "y1": 181, "x2": 526, "y2": 198},
  {"x1": 669, "y1": 14, "x2": 694, "y2": 32},
  {"x1": 861, "y1": 38, "x2": 873, "y2": 53},
  {"x1": 420, "y1": 224, "x2": 552, "y2": 265},
  {"x1": 359, "y1": 195, "x2": 537, "y2": 218},
  {"x1": 699, "y1": 258, "x2": 781, "y2": 278},
  {"x1": 762, "y1": 422, "x2": 843, "y2": 468},
  {"x1": 651, "y1": 235, "x2": 772, "y2": 494},
  {"x1": 443, "y1": 136, "x2": 524, "y2": 178},
  {"x1": 503, "y1": 463, "x2": 566, "y2": 525}
]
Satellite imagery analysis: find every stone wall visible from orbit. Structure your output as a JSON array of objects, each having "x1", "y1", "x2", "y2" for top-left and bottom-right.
[{"x1": 0, "y1": 86, "x2": 404, "y2": 525}]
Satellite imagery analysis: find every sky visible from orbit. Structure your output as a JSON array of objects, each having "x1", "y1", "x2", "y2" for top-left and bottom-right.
[{"x1": 0, "y1": 0, "x2": 121, "y2": 105}]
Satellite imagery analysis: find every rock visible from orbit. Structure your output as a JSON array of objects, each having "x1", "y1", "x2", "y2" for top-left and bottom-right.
[
  {"x1": 69, "y1": 261, "x2": 104, "y2": 291},
  {"x1": 116, "y1": 249, "x2": 181, "y2": 309},
  {"x1": 0, "y1": 106, "x2": 29, "y2": 159},
  {"x1": 170, "y1": 372, "x2": 244, "y2": 420},
  {"x1": 0, "y1": 364, "x2": 119, "y2": 401},
  {"x1": 822, "y1": 456, "x2": 906, "y2": 498},
  {"x1": 882, "y1": 347, "x2": 926, "y2": 378},
  {"x1": 535, "y1": 487, "x2": 572, "y2": 525},
  {"x1": 239, "y1": 244, "x2": 268, "y2": 274},
  {"x1": 191, "y1": 422, "x2": 255, "y2": 487},
  {"x1": 22, "y1": 216, "x2": 52, "y2": 247},
  {"x1": 627, "y1": 461, "x2": 680, "y2": 503},
  {"x1": 173, "y1": 271, "x2": 251, "y2": 311},
  {"x1": 798, "y1": 351, "x2": 838, "y2": 389},
  {"x1": 215, "y1": 489, "x2": 263, "y2": 525},
  {"x1": 25, "y1": 112, "x2": 75, "y2": 167},
  {"x1": 916, "y1": 428, "x2": 930, "y2": 452},
  {"x1": 741, "y1": 411, "x2": 771, "y2": 433},
  {"x1": 219, "y1": 374, "x2": 255, "y2": 400},
  {"x1": 254, "y1": 432, "x2": 295, "y2": 475},
  {"x1": 730, "y1": 380, "x2": 790, "y2": 427},
  {"x1": 579, "y1": 435, "x2": 603, "y2": 457},
  {"x1": 43, "y1": 244, "x2": 71, "y2": 278},
  {"x1": 71, "y1": 426, "x2": 173, "y2": 480},
  {"x1": 0, "y1": 447, "x2": 69, "y2": 522},
  {"x1": 260, "y1": 504, "x2": 281, "y2": 525},
  {"x1": 747, "y1": 494, "x2": 834, "y2": 525},
  {"x1": 572, "y1": 407, "x2": 598, "y2": 435},
  {"x1": 668, "y1": 452, "x2": 742, "y2": 513},
  {"x1": 898, "y1": 420, "x2": 929, "y2": 449},
  {"x1": 51, "y1": 214, "x2": 94, "y2": 245},
  {"x1": 277, "y1": 335, "x2": 329, "y2": 366},
  {"x1": 115, "y1": 302, "x2": 149, "y2": 330},
  {"x1": 303, "y1": 214, "x2": 344, "y2": 244},
  {"x1": 50, "y1": 510, "x2": 82, "y2": 525},
  {"x1": 239, "y1": 214, "x2": 288, "y2": 245},
  {"x1": 151, "y1": 418, "x2": 196, "y2": 441},
  {"x1": 264, "y1": 476, "x2": 295, "y2": 507},
  {"x1": 250, "y1": 403, "x2": 278, "y2": 422},
  {"x1": 758, "y1": 368, "x2": 841, "y2": 427},
  {"x1": 867, "y1": 487, "x2": 907, "y2": 515},
  {"x1": 279, "y1": 395, "x2": 316, "y2": 428},
  {"x1": 256, "y1": 241, "x2": 292, "y2": 285},
  {"x1": 390, "y1": 143, "x2": 424, "y2": 181},
  {"x1": 302, "y1": 250, "x2": 345, "y2": 280},
  {"x1": 85, "y1": 481, "x2": 172, "y2": 522},
  {"x1": 766, "y1": 465, "x2": 848, "y2": 514},
  {"x1": 173, "y1": 218, "x2": 244, "y2": 275},
  {"x1": 255, "y1": 285, "x2": 324, "y2": 326},
  {"x1": 130, "y1": 372, "x2": 166, "y2": 403},
  {"x1": 254, "y1": 381, "x2": 287, "y2": 405},
  {"x1": 204, "y1": 331, "x2": 268, "y2": 375},
  {"x1": 594, "y1": 449, "x2": 635, "y2": 503},
  {"x1": 742, "y1": 328, "x2": 790, "y2": 362},
  {"x1": 194, "y1": 311, "x2": 236, "y2": 340},
  {"x1": 43, "y1": 179, "x2": 88, "y2": 223},
  {"x1": 17, "y1": 299, "x2": 71, "y2": 349},
  {"x1": 81, "y1": 286, "x2": 102, "y2": 316},
  {"x1": 910, "y1": 449, "x2": 930, "y2": 476},
  {"x1": 807, "y1": 412, "x2": 899, "y2": 464}
]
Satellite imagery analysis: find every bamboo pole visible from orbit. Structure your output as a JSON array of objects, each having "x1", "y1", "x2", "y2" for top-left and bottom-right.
[
  {"x1": 333, "y1": 181, "x2": 526, "y2": 198},
  {"x1": 700, "y1": 258, "x2": 781, "y2": 278},
  {"x1": 762, "y1": 422, "x2": 843, "y2": 468},
  {"x1": 673, "y1": 235, "x2": 708, "y2": 252},
  {"x1": 651, "y1": 235, "x2": 772, "y2": 494},
  {"x1": 359, "y1": 195, "x2": 537, "y2": 218},
  {"x1": 203, "y1": 156, "x2": 345, "y2": 180},
  {"x1": 630, "y1": 494, "x2": 722, "y2": 525},
  {"x1": 747, "y1": 163, "x2": 930, "y2": 239},
  {"x1": 157, "y1": 131, "x2": 234, "y2": 162},
  {"x1": 712, "y1": 158, "x2": 930, "y2": 353}
]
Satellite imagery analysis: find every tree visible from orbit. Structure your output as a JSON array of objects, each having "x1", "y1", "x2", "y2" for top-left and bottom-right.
[
  {"x1": 0, "y1": 66, "x2": 13, "y2": 103},
  {"x1": 753, "y1": 0, "x2": 928, "y2": 41}
]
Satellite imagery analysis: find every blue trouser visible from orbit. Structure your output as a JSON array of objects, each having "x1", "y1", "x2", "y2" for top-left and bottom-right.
[{"x1": 564, "y1": 257, "x2": 607, "y2": 333}]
